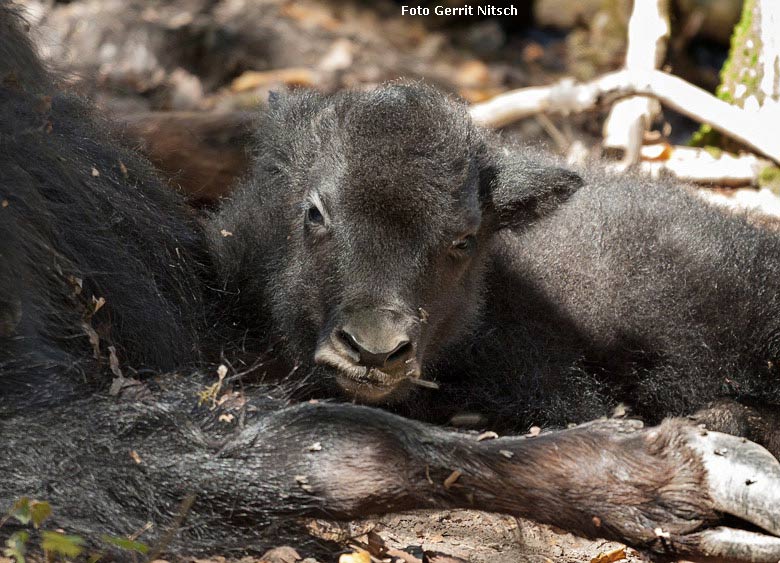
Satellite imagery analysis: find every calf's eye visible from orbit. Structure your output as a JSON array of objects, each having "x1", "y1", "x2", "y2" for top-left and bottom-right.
[
  {"x1": 451, "y1": 235, "x2": 477, "y2": 254},
  {"x1": 306, "y1": 205, "x2": 325, "y2": 227}
]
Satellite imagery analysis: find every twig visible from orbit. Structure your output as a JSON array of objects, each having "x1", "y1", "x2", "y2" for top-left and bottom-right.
[
  {"x1": 469, "y1": 69, "x2": 780, "y2": 164},
  {"x1": 603, "y1": 0, "x2": 670, "y2": 163},
  {"x1": 628, "y1": 145, "x2": 767, "y2": 186}
]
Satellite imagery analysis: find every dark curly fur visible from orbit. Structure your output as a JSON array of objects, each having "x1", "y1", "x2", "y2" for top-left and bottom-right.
[{"x1": 0, "y1": 5, "x2": 208, "y2": 406}]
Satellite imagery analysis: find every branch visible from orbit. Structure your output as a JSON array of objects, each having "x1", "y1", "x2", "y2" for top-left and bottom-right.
[
  {"x1": 630, "y1": 145, "x2": 766, "y2": 186},
  {"x1": 602, "y1": 0, "x2": 669, "y2": 163},
  {"x1": 469, "y1": 69, "x2": 780, "y2": 164}
]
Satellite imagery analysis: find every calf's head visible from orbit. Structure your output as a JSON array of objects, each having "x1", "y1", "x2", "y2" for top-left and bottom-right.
[{"x1": 219, "y1": 83, "x2": 582, "y2": 402}]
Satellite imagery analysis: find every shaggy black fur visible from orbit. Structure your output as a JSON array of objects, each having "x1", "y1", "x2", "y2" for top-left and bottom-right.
[
  {"x1": 0, "y1": 4, "x2": 208, "y2": 406},
  {"x1": 431, "y1": 167, "x2": 780, "y2": 429},
  {"x1": 2, "y1": 2, "x2": 780, "y2": 559}
]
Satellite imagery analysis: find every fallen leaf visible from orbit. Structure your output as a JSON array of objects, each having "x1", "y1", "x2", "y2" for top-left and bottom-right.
[
  {"x1": 305, "y1": 519, "x2": 375, "y2": 543},
  {"x1": 81, "y1": 322, "x2": 100, "y2": 359},
  {"x1": 443, "y1": 469, "x2": 462, "y2": 490},
  {"x1": 130, "y1": 450, "x2": 142, "y2": 464},
  {"x1": 259, "y1": 546, "x2": 301, "y2": 563},
  {"x1": 458, "y1": 87, "x2": 505, "y2": 104},
  {"x1": 424, "y1": 552, "x2": 468, "y2": 563},
  {"x1": 477, "y1": 431, "x2": 498, "y2": 441},
  {"x1": 220, "y1": 229, "x2": 233, "y2": 237},
  {"x1": 231, "y1": 68, "x2": 316, "y2": 92},
  {"x1": 590, "y1": 547, "x2": 626, "y2": 563},
  {"x1": 455, "y1": 60, "x2": 491, "y2": 88},
  {"x1": 339, "y1": 549, "x2": 370, "y2": 563},
  {"x1": 92, "y1": 296, "x2": 106, "y2": 313},
  {"x1": 385, "y1": 546, "x2": 423, "y2": 563},
  {"x1": 67, "y1": 275, "x2": 83, "y2": 295},
  {"x1": 108, "y1": 345, "x2": 122, "y2": 377},
  {"x1": 522, "y1": 42, "x2": 545, "y2": 63},
  {"x1": 318, "y1": 38, "x2": 353, "y2": 72},
  {"x1": 91, "y1": 167, "x2": 100, "y2": 177},
  {"x1": 294, "y1": 475, "x2": 312, "y2": 492},
  {"x1": 280, "y1": 3, "x2": 341, "y2": 31}
]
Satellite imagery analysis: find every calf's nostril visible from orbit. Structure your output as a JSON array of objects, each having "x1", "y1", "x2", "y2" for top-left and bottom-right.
[
  {"x1": 386, "y1": 340, "x2": 413, "y2": 364},
  {"x1": 337, "y1": 329, "x2": 362, "y2": 357}
]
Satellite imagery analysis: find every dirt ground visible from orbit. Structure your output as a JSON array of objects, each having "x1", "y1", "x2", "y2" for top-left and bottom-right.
[
  {"x1": 182, "y1": 511, "x2": 644, "y2": 563},
  {"x1": 363, "y1": 511, "x2": 642, "y2": 563}
]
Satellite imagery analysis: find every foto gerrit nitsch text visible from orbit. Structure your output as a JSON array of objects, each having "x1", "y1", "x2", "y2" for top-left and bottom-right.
[{"x1": 401, "y1": 5, "x2": 518, "y2": 16}]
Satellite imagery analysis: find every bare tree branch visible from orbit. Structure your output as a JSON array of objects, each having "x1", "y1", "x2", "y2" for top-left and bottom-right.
[
  {"x1": 469, "y1": 69, "x2": 780, "y2": 164},
  {"x1": 603, "y1": 0, "x2": 670, "y2": 164}
]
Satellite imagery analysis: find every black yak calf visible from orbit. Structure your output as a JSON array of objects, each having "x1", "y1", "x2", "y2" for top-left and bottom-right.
[
  {"x1": 212, "y1": 84, "x2": 780, "y2": 445},
  {"x1": 2, "y1": 3, "x2": 780, "y2": 561}
]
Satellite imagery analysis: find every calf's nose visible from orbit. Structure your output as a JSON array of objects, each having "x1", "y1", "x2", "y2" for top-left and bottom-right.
[{"x1": 337, "y1": 328, "x2": 413, "y2": 368}]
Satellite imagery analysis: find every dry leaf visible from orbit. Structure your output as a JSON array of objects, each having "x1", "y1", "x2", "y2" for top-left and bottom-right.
[
  {"x1": 527, "y1": 426, "x2": 541, "y2": 437},
  {"x1": 477, "y1": 431, "x2": 498, "y2": 441},
  {"x1": 91, "y1": 167, "x2": 100, "y2": 177},
  {"x1": 67, "y1": 275, "x2": 83, "y2": 295},
  {"x1": 305, "y1": 519, "x2": 375, "y2": 543},
  {"x1": 443, "y1": 469, "x2": 462, "y2": 490},
  {"x1": 231, "y1": 68, "x2": 315, "y2": 92},
  {"x1": 590, "y1": 547, "x2": 626, "y2": 563},
  {"x1": 108, "y1": 345, "x2": 123, "y2": 377},
  {"x1": 220, "y1": 229, "x2": 233, "y2": 237},
  {"x1": 522, "y1": 42, "x2": 545, "y2": 63},
  {"x1": 458, "y1": 87, "x2": 504, "y2": 104},
  {"x1": 424, "y1": 552, "x2": 468, "y2": 563},
  {"x1": 280, "y1": 3, "x2": 341, "y2": 31},
  {"x1": 216, "y1": 391, "x2": 246, "y2": 410},
  {"x1": 259, "y1": 546, "x2": 301, "y2": 563},
  {"x1": 81, "y1": 322, "x2": 100, "y2": 359},
  {"x1": 92, "y1": 296, "x2": 106, "y2": 313},
  {"x1": 130, "y1": 450, "x2": 142, "y2": 464},
  {"x1": 385, "y1": 546, "x2": 423, "y2": 563},
  {"x1": 338, "y1": 549, "x2": 371, "y2": 563},
  {"x1": 294, "y1": 475, "x2": 312, "y2": 492},
  {"x1": 455, "y1": 60, "x2": 490, "y2": 88}
]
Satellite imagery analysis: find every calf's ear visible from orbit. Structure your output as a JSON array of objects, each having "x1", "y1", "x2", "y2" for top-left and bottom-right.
[{"x1": 482, "y1": 150, "x2": 583, "y2": 229}]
